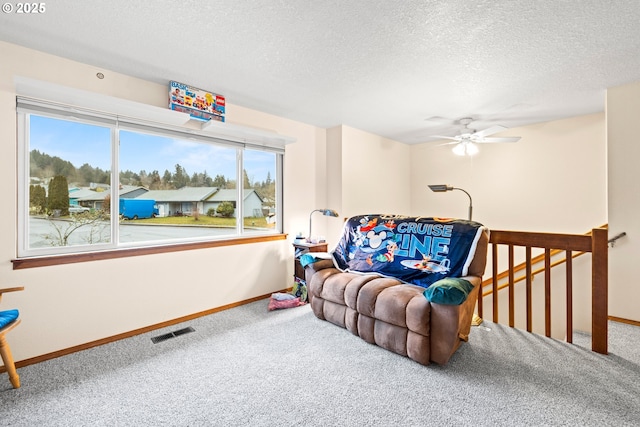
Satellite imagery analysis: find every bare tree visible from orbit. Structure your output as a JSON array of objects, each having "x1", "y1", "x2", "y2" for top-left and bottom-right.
[{"x1": 44, "y1": 210, "x2": 110, "y2": 246}]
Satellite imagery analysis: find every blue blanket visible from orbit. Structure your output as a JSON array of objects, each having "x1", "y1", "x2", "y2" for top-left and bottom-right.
[{"x1": 332, "y1": 215, "x2": 486, "y2": 288}]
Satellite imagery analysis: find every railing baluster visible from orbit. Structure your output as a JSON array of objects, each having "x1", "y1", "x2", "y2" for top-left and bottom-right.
[
  {"x1": 566, "y1": 250, "x2": 573, "y2": 343},
  {"x1": 492, "y1": 243, "x2": 499, "y2": 323},
  {"x1": 545, "y1": 248, "x2": 551, "y2": 337},
  {"x1": 508, "y1": 244, "x2": 515, "y2": 327},
  {"x1": 526, "y1": 246, "x2": 532, "y2": 332}
]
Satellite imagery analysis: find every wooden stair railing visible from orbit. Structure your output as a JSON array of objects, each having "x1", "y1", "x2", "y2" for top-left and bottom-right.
[
  {"x1": 480, "y1": 225, "x2": 608, "y2": 295},
  {"x1": 477, "y1": 227, "x2": 608, "y2": 355},
  {"x1": 481, "y1": 249, "x2": 585, "y2": 296}
]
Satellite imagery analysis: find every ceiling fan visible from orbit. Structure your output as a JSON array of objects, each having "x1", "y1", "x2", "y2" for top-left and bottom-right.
[{"x1": 431, "y1": 117, "x2": 521, "y2": 156}]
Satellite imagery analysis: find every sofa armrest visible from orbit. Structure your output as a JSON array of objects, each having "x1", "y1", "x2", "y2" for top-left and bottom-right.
[
  {"x1": 303, "y1": 259, "x2": 335, "y2": 282},
  {"x1": 429, "y1": 276, "x2": 481, "y2": 365}
]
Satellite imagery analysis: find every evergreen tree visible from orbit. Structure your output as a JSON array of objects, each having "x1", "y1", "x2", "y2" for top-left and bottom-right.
[
  {"x1": 30, "y1": 149, "x2": 75, "y2": 180},
  {"x1": 29, "y1": 185, "x2": 47, "y2": 214},
  {"x1": 162, "y1": 170, "x2": 173, "y2": 188},
  {"x1": 132, "y1": 172, "x2": 141, "y2": 185},
  {"x1": 202, "y1": 170, "x2": 213, "y2": 187},
  {"x1": 174, "y1": 164, "x2": 188, "y2": 188},
  {"x1": 94, "y1": 167, "x2": 110, "y2": 185},
  {"x1": 78, "y1": 163, "x2": 95, "y2": 186},
  {"x1": 48, "y1": 175, "x2": 69, "y2": 214},
  {"x1": 149, "y1": 170, "x2": 162, "y2": 190},
  {"x1": 29, "y1": 184, "x2": 37, "y2": 207},
  {"x1": 243, "y1": 169, "x2": 252, "y2": 189},
  {"x1": 119, "y1": 170, "x2": 133, "y2": 185},
  {"x1": 191, "y1": 172, "x2": 202, "y2": 187},
  {"x1": 212, "y1": 174, "x2": 227, "y2": 188}
]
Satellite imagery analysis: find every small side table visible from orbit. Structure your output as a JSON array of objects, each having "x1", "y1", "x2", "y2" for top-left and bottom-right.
[{"x1": 293, "y1": 241, "x2": 328, "y2": 284}]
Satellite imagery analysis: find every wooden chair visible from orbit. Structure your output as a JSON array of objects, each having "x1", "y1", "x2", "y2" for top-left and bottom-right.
[{"x1": 0, "y1": 287, "x2": 24, "y2": 389}]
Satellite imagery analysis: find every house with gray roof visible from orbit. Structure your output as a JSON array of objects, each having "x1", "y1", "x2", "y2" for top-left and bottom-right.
[
  {"x1": 140, "y1": 187, "x2": 263, "y2": 218},
  {"x1": 141, "y1": 187, "x2": 218, "y2": 217},
  {"x1": 69, "y1": 185, "x2": 148, "y2": 210},
  {"x1": 67, "y1": 184, "x2": 265, "y2": 218}
]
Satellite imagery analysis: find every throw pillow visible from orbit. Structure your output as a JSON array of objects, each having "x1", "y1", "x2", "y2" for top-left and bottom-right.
[
  {"x1": 423, "y1": 278, "x2": 474, "y2": 305},
  {"x1": 0, "y1": 309, "x2": 19, "y2": 329}
]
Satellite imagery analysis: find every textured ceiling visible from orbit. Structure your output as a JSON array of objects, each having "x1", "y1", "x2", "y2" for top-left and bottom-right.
[{"x1": 1, "y1": 0, "x2": 640, "y2": 144}]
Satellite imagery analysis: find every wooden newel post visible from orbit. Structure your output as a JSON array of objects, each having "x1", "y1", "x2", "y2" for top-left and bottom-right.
[{"x1": 591, "y1": 227, "x2": 608, "y2": 354}]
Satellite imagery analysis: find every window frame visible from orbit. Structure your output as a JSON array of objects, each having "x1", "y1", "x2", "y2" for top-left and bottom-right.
[{"x1": 15, "y1": 95, "x2": 286, "y2": 265}]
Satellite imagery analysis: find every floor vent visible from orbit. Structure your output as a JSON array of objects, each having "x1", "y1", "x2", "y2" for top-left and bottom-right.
[{"x1": 151, "y1": 326, "x2": 195, "y2": 344}]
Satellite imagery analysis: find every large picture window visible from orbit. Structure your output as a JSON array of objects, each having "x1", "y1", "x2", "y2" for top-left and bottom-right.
[{"x1": 17, "y1": 99, "x2": 283, "y2": 258}]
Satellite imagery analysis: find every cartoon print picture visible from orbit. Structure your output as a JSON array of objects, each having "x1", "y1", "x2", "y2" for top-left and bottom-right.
[
  {"x1": 366, "y1": 241, "x2": 399, "y2": 265},
  {"x1": 400, "y1": 256, "x2": 450, "y2": 273}
]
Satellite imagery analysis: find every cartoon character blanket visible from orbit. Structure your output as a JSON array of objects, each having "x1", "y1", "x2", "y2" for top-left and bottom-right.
[{"x1": 332, "y1": 214, "x2": 487, "y2": 288}]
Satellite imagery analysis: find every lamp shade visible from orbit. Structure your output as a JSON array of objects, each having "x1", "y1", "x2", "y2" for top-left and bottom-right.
[
  {"x1": 427, "y1": 184, "x2": 453, "y2": 192},
  {"x1": 317, "y1": 209, "x2": 339, "y2": 217}
]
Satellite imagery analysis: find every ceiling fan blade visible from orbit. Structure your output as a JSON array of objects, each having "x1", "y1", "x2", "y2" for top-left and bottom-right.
[
  {"x1": 435, "y1": 141, "x2": 460, "y2": 146},
  {"x1": 430, "y1": 135, "x2": 460, "y2": 141},
  {"x1": 475, "y1": 136, "x2": 521, "y2": 143},
  {"x1": 473, "y1": 125, "x2": 508, "y2": 138}
]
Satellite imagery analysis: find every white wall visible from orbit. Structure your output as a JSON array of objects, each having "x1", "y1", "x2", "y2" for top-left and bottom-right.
[
  {"x1": 321, "y1": 125, "x2": 412, "y2": 243},
  {"x1": 0, "y1": 41, "x2": 321, "y2": 362},
  {"x1": 324, "y1": 126, "x2": 344, "y2": 242},
  {"x1": 607, "y1": 81, "x2": 640, "y2": 322},
  {"x1": 341, "y1": 126, "x2": 412, "y2": 216}
]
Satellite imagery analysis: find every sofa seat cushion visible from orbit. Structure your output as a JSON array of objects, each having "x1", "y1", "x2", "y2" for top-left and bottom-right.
[
  {"x1": 343, "y1": 274, "x2": 380, "y2": 309},
  {"x1": 357, "y1": 315, "x2": 431, "y2": 365},
  {"x1": 356, "y1": 278, "x2": 403, "y2": 318},
  {"x1": 317, "y1": 271, "x2": 361, "y2": 305},
  {"x1": 356, "y1": 280, "x2": 431, "y2": 336},
  {"x1": 377, "y1": 285, "x2": 431, "y2": 336}
]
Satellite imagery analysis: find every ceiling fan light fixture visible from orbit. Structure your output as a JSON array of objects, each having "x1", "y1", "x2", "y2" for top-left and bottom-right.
[
  {"x1": 452, "y1": 143, "x2": 466, "y2": 156},
  {"x1": 452, "y1": 141, "x2": 478, "y2": 156}
]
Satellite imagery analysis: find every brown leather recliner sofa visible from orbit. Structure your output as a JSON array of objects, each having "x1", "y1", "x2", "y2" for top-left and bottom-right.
[{"x1": 304, "y1": 228, "x2": 489, "y2": 365}]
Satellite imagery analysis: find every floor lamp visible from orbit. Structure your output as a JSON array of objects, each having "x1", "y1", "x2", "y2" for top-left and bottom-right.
[{"x1": 427, "y1": 184, "x2": 473, "y2": 221}]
